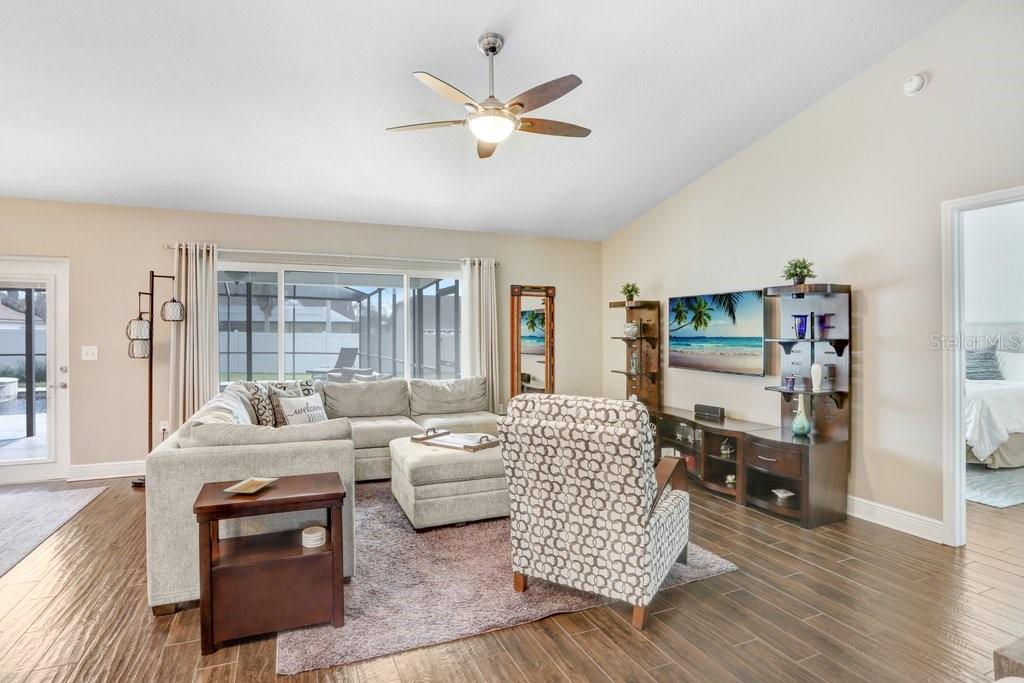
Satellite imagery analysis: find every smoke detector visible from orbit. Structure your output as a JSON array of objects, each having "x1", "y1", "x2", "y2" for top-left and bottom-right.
[{"x1": 903, "y1": 73, "x2": 928, "y2": 97}]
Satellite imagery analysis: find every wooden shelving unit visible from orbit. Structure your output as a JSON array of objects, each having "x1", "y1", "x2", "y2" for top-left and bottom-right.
[
  {"x1": 754, "y1": 282, "x2": 853, "y2": 527},
  {"x1": 609, "y1": 300, "x2": 661, "y2": 409}
]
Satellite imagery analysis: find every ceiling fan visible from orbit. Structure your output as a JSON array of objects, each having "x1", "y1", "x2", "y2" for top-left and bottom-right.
[{"x1": 387, "y1": 32, "x2": 590, "y2": 158}]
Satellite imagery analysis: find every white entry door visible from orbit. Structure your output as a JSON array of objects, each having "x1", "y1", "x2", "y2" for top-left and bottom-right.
[{"x1": 0, "y1": 257, "x2": 70, "y2": 483}]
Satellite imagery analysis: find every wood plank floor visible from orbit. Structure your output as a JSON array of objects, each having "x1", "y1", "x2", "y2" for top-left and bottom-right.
[{"x1": 0, "y1": 477, "x2": 1017, "y2": 682}]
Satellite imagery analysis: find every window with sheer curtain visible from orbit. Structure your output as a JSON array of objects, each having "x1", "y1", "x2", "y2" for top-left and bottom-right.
[{"x1": 217, "y1": 266, "x2": 460, "y2": 386}]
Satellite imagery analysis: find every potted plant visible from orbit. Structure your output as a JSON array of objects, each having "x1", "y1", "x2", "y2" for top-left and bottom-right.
[
  {"x1": 781, "y1": 258, "x2": 816, "y2": 286},
  {"x1": 620, "y1": 282, "x2": 640, "y2": 302}
]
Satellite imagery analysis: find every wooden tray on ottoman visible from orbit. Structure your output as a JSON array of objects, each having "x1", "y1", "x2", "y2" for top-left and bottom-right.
[{"x1": 192, "y1": 472, "x2": 346, "y2": 654}]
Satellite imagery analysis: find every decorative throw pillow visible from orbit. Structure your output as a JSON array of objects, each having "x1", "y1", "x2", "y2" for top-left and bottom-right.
[
  {"x1": 242, "y1": 383, "x2": 276, "y2": 426},
  {"x1": 966, "y1": 346, "x2": 1003, "y2": 380},
  {"x1": 268, "y1": 384, "x2": 306, "y2": 426},
  {"x1": 243, "y1": 380, "x2": 320, "y2": 426},
  {"x1": 275, "y1": 393, "x2": 328, "y2": 425}
]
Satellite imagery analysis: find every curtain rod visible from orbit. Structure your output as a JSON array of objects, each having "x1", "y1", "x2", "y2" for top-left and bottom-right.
[{"x1": 162, "y1": 245, "x2": 498, "y2": 266}]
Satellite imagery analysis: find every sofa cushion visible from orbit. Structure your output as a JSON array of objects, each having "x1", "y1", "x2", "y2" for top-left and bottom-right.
[
  {"x1": 389, "y1": 436, "x2": 505, "y2": 486},
  {"x1": 189, "y1": 386, "x2": 255, "y2": 426},
  {"x1": 349, "y1": 415, "x2": 422, "y2": 449},
  {"x1": 223, "y1": 383, "x2": 258, "y2": 424},
  {"x1": 409, "y1": 377, "x2": 488, "y2": 416},
  {"x1": 412, "y1": 411, "x2": 498, "y2": 435},
  {"x1": 325, "y1": 378, "x2": 410, "y2": 418},
  {"x1": 176, "y1": 417, "x2": 352, "y2": 448}
]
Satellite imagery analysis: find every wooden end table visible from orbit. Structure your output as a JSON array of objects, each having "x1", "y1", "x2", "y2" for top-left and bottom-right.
[{"x1": 192, "y1": 472, "x2": 346, "y2": 654}]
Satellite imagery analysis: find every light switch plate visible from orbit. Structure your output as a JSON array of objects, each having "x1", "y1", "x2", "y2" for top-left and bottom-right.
[{"x1": 81, "y1": 346, "x2": 98, "y2": 361}]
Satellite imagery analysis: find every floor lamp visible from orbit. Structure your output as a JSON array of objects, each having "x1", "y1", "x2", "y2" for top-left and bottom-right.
[{"x1": 126, "y1": 270, "x2": 185, "y2": 488}]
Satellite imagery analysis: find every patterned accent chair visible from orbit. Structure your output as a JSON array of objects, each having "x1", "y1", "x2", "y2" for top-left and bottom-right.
[{"x1": 497, "y1": 394, "x2": 690, "y2": 629}]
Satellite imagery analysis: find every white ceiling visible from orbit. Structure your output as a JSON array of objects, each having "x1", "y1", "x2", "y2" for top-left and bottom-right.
[{"x1": 0, "y1": 1, "x2": 961, "y2": 240}]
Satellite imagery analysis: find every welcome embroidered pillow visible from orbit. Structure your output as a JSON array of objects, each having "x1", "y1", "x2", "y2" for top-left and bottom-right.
[{"x1": 276, "y1": 393, "x2": 328, "y2": 425}]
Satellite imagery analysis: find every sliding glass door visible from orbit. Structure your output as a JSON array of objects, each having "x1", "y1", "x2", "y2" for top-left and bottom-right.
[
  {"x1": 217, "y1": 264, "x2": 460, "y2": 386},
  {"x1": 283, "y1": 271, "x2": 404, "y2": 380},
  {"x1": 410, "y1": 277, "x2": 460, "y2": 379},
  {"x1": 218, "y1": 271, "x2": 279, "y2": 383}
]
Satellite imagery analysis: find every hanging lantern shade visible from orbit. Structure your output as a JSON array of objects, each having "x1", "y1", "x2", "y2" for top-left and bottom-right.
[
  {"x1": 128, "y1": 339, "x2": 151, "y2": 359},
  {"x1": 126, "y1": 316, "x2": 151, "y2": 341},
  {"x1": 161, "y1": 298, "x2": 186, "y2": 322}
]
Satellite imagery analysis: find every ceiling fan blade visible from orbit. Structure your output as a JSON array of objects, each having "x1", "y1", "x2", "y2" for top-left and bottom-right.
[
  {"x1": 386, "y1": 120, "x2": 464, "y2": 132},
  {"x1": 413, "y1": 72, "x2": 480, "y2": 110},
  {"x1": 477, "y1": 140, "x2": 497, "y2": 159},
  {"x1": 519, "y1": 118, "x2": 591, "y2": 138},
  {"x1": 506, "y1": 75, "x2": 582, "y2": 113}
]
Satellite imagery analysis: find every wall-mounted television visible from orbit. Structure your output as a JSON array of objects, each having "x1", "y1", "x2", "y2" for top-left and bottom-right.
[{"x1": 667, "y1": 289, "x2": 765, "y2": 376}]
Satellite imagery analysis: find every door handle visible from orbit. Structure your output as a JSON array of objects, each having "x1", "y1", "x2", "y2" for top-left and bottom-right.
[
  {"x1": 757, "y1": 455, "x2": 777, "y2": 463},
  {"x1": 59, "y1": 382, "x2": 68, "y2": 389}
]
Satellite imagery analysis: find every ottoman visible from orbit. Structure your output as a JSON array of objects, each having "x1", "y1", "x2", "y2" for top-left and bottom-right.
[{"x1": 389, "y1": 436, "x2": 510, "y2": 529}]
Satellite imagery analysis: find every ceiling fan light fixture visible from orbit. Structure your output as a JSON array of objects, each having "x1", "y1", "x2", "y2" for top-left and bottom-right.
[{"x1": 467, "y1": 109, "x2": 516, "y2": 143}]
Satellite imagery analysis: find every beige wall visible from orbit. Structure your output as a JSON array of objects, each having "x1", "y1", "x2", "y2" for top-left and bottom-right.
[
  {"x1": 602, "y1": 0, "x2": 1024, "y2": 520},
  {"x1": 1, "y1": 199, "x2": 602, "y2": 466}
]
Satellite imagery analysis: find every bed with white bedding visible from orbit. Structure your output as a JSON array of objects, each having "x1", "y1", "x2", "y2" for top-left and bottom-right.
[{"x1": 965, "y1": 379, "x2": 1024, "y2": 468}]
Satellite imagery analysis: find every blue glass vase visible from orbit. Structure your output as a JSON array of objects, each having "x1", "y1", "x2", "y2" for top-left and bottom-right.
[
  {"x1": 792, "y1": 314, "x2": 809, "y2": 339},
  {"x1": 792, "y1": 395, "x2": 811, "y2": 435}
]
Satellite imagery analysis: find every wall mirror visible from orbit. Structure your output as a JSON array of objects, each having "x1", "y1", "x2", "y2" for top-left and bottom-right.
[{"x1": 510, "y1": 285, "x2": 555, "y2": 398}]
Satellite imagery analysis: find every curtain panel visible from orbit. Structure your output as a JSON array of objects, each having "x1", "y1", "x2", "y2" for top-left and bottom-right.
[
  {"x1": 459, "y1": 257, "x2": 501, "y2": 412},
  {"x1": 168, "y1": 242, "x2": 219, "y2": 428}
]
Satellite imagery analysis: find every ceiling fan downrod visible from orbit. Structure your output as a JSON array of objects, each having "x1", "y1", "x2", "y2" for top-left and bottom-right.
[{"x1": 477, "y1": 32, "x2": 504, "y2": 99}]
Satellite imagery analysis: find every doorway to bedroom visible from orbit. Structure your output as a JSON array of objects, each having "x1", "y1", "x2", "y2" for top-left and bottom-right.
[{"x1": 958, "y1": 195, "x2": 1024, "y2": 547}]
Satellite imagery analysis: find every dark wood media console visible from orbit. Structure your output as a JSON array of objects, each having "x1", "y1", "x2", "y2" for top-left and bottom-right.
[{"x1": 652, "y1": 407, "x2": 851, "y2": 528}]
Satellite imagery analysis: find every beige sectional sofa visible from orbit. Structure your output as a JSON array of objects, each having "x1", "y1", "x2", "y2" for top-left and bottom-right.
[
  {"x1": 329, "y1": 377, "x2": 499, "y2": 481},
  {"x1": 145, "y1": 376, "x2": 497, "y2": 612}
]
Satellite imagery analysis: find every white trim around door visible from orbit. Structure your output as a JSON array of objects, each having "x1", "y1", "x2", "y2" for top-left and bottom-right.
[
  {"x1": 941, "y1": 185, "x2": 1024, "y2": 547},
  {"x1": 0, "y1": 256, "x2": 71, "y2": 484}
]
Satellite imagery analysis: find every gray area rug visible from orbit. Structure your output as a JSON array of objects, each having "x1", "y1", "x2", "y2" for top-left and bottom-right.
[
  {"x1": 276, "y1": 482, "x2": 736, "y2": 675},
  {"x1": 0, "y1": 486, "x2": 106, "y2": 577},
  {"x1": 966, "y1": 464, "x2": 1024, "y2": 508}
]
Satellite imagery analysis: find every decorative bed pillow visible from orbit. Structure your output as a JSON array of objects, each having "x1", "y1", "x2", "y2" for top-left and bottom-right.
[
  {"x1": 966, "y1": 346, "x2": 1003, "y2": 380},
  {"x1": 176, "y1": 417, "x2": 351, "y2": 448},
  {"x1": 275, "y1": 393, "x2": 328, "y2": 425},
  {"x1": 997, "y1": 350, "x2": 1024, "y2": 381}
]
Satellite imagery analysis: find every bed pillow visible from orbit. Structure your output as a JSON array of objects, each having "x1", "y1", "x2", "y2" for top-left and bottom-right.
[
  {"x1": 966, "y1": 346, "x2": 1003, "y2": 380},
  {"x1": 997, "y1": 350, "x2": 1024, "y2": 381}
]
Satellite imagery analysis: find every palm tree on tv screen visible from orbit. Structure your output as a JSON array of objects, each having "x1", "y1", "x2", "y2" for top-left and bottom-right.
[
  {"x1": 524, "y1": 310, "x2": 544, "y2": 334},
  {"x1": 670, "y1": 291, "x2": 762, "y2": 332}
]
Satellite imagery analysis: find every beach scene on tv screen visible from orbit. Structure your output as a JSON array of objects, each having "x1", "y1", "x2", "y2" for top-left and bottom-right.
[
  {"x1": 520, "y1": 308, "x2": 546, "y2": 355},
  {"x1": 668, "y1": 290, "x2": 764, "y2": 375}
]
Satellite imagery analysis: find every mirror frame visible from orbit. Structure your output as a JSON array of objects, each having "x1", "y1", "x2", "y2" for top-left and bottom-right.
[{"x1": 510, "y1": 285, "x2": 555, "y2": 398}]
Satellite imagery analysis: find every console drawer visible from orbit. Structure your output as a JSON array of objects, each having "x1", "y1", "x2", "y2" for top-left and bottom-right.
[{"x1": 747, "y1": 442, "x2": 801, "y2": 478}]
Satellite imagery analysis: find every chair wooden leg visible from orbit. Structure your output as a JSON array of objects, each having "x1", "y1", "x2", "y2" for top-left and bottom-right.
[
  {"x1": 631, "y1": 605, "x2": 648, "y2": 630},
  {"x1": 677, "y1": 542, "x2": 688, "y2": 564},
  {"x1": 513, "y1": 572, "x2": 528, "y2": 592},
  {"x1": 151, "y1": 603, "x2": 177, "y2": 617}
]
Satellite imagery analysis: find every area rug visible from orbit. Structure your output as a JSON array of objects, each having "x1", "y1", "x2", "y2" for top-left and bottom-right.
[
  {"x1": 0, "y1": 486, "x2": 106, "y2": 577},
  {"x1": 276, "y1": 482, "x2": 736, "y2": 675},
  {"x1": 966, "y1": 463, "x2": 1024, "y2": 508}
]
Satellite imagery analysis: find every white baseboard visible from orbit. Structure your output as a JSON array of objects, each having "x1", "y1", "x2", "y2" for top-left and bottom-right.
[
  {"x1": 68, "y1": 459, "x2": 145, "y2": 481},
  {"x1": 846, "y1": 495, "x2": 945, "y2": 544}
]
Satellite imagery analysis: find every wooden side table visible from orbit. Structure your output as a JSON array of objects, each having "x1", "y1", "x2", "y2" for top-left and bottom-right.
[{"x1": 192, "y1": 472, "x2": 346, "y2": 654}]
